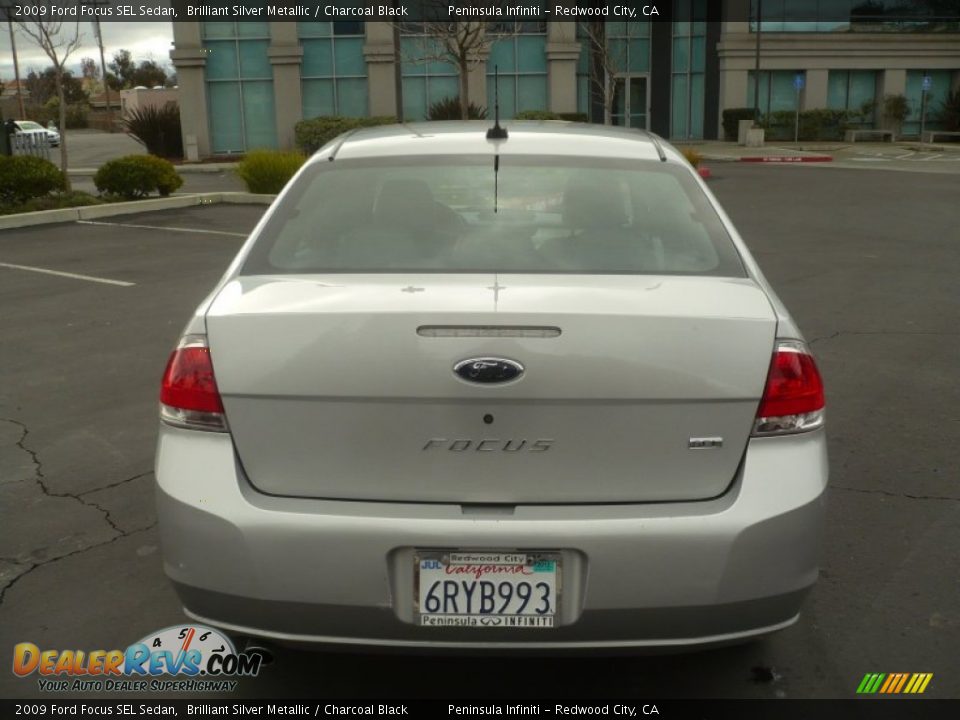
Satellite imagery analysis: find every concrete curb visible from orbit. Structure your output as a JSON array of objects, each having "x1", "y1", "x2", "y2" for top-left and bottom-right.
[
  {"x1": 740, "y1": 155, "x2": 834, "y2": 163},
  {"x1": 0, "y1": 192, "x2": 275, "y2": 231},
  {"x1": 68, "y1": 163, "x2": 240, "y2": 176}
]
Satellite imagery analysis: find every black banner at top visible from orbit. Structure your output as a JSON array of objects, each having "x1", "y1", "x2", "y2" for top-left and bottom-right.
[
  {"x1": 7, "y1": 1, "x2": 685, "y2": 24},
  {"x1": 2, "y1": 0, "x2": 960, "y2": 23}
]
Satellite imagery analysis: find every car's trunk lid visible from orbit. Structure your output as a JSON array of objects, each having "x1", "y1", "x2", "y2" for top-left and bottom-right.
[{"x1": 206, "y1": 274, "x2": 776, "y2": 503}]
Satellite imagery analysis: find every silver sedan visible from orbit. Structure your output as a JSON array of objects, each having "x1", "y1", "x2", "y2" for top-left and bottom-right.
[{"x1": 156, "y1": 122, "x2": 827, "y2": 651}]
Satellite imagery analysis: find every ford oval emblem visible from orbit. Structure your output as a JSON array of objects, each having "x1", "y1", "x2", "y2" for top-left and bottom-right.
[{"x1": 454, "y1": 357, "x2": 524, "y2": 384}]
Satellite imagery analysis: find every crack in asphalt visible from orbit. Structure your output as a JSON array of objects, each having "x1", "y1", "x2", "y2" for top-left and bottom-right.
[
  {"x1": 0, "y1": 418, "x2": 156, "y2": 605},
  {"x1": 832, "y1": 485, "x2": 960, "y2": 502},
  {"x1": 0, "y1": 522, "x2": 158, "y2": 606},
  {"x1": 79, "y1": 470, "x2": 154, "y2": 497},
  {"x1": 809, "y1": 329, "x2": 959, "y2": 345}
]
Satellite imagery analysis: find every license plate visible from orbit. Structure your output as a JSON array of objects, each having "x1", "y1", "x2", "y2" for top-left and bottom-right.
[{"x1": 415, "y1": 551, "x2": 561, "y2": 628}]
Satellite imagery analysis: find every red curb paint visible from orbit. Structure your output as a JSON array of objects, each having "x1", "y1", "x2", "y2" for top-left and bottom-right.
[
  {"x1": 739, "y1": 156, "x2": 833, "y2": 163},
  {"x1": 697, "y1": 166, "x2": 712, "y2": 179}
]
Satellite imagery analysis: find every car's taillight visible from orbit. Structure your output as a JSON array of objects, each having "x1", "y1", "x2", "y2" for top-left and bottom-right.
[
  {"x1": 159, "y1": 335, "x2": 227, "y2": 432},
  {"x1": 752, "y1": 340, "x2": 825, "y2": 436}
]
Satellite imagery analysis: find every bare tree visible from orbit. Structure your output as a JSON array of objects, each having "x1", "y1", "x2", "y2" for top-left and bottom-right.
[
  {"x1": 395, "y1": 8, "x2": 520, "y2": 120},
  {"x1": 397, "y1": 21, "x2": 489, "y2": 120},
  {"x1": 80, "y1": 57, "x2": 99, "y2": 82},
  {"x1": 577, "y1": 22, "x2": 628, "y2": 125},
  {"x1": 18, "y1": 13, "x2": 82, "y2": 187}
]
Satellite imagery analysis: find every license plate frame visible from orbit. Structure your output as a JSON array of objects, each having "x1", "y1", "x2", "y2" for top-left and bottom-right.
[{"x1": 414, "y1": 550, "x2": 562, "y2": 629}]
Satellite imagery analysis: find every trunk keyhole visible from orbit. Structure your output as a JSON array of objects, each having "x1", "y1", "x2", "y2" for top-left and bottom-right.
[{"x1": 483, "y1": 414, "x2": 494, "y2": 425}]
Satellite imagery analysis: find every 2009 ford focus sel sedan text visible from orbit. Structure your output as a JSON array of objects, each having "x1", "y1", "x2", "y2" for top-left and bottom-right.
[{"x1": 155, "y1": 122, "x2": 827, "y2": 651}]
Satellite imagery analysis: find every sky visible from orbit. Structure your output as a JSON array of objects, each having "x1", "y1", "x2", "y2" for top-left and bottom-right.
[{"x1": 0, "y1": 22, "x2": 175, "y2": 83}]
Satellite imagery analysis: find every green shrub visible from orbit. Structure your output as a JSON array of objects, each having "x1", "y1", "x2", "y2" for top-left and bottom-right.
[
  {"x1": 882, "y1": 94, "x2": 910, "y2": 124},
  {"x1": 680, "y1": 148, "x2": 703, "y2": 167},
  {"x1": 0, "y1": 191, "x2": 104, "y2": 216},
  {"x1": 514, "y1": 110, "x2": 589, "y2": 122},
  {"x1": 294, "y1": 116, "x2": 397, "y2": 155},
  {"x1": 235, "y1": 150, "x2": 306, "y2": 194},
  {"x1": 938, "y1": 90, "x2": 960, "y2": 131},
  {"x1": 722, "y1": 107, "x2": 757, "y2": 140},
  {"x1": 0, "y1": 155, "x2": 67, "y2": 204},
  {"x1": 761, "y1": 109, "x2": 850, "y2": 141},
  {"x1": 93, "y1": 154, "x2": 183, "y2": 199},
  {"x1": 123, "y1": 101, "x2": 184, "y2": 159},
  {"x1": 39, "y1": 99, "x2": 89, "y2": 129},
  {"x1": 427, "y1": 96, "x2": 487, "y2": 120}
]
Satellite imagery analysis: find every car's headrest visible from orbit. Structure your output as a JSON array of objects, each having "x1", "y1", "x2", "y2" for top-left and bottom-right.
[
  {"x1": 562, "y1": 181, "x2": 628, "y2": 231},
  {"x1": 374, "y1": 179, "x2": 436, "y2": 223}
]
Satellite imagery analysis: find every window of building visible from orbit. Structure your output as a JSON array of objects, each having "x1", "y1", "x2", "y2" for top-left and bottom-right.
[
  {"x1": 203, "y1": 22, "x2": 276, "y2": 154},
  {"x1": 748, "y1": 70, "x2": 804, "y2": 116},
  {"x1": 827, "y1": 70, "x2": 878, "y2": 126},
  {"x1": 298, "y1": 22, "x2": 368, "y2": 119},
  {"x1": 400, "y1": 27, "x2": 460, "y2": 120},
  {"x1": 750, "y1": 0, "x2": 960, "y2": 32},
  {"x1": 576, "y1": 20, "x2": 651, "y2": 121},
  {"x1": 486, "y1": 22, "x2": 548, "y2": 118},
  {"x1": 903, "y1": 70, "x2": 954, "y2": 136},
  {"x1": 671, "y1": 0, "x2": 708, "y2": 139}
]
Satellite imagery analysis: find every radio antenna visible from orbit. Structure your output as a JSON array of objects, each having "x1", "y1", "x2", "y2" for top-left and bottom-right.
[{"x1": 486, "y1": 65, "x2": 508, "y2": 140}]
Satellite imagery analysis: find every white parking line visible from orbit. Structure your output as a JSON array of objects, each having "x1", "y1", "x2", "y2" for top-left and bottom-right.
[
  {"x1": 76, "y1": 219, "x2": 248, "y2": 238},
  {"x1": 0, "y1": 262, "x2": 135, "y2": 287}
]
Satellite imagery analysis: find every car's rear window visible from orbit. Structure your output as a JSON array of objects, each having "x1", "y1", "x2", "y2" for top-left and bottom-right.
[{"x1": 241, "y1": 155, "x2": 745, "y2": 277}]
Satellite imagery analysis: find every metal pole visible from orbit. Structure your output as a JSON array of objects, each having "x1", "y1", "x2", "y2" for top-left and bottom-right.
[
  {"x1": 392, "y1": 10, "x2": 403, "y2": 121},
  {"x1": 795, "y1": 85, "x2": 800, "y2": 143},
  {"x1": 93, "y1": 17, "x2": 114, "y2": 132},
  {"x1": 753, "y1": 0, "x2": 762, "y2": 124},
  {"x1": 7, "y1": 19, "x2": 26, "y2": 119},
  {"x1": 920, "y1": 89, "x2": 927, "y2": 139}
]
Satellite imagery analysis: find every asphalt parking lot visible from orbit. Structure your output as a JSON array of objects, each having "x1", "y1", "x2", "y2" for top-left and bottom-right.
[{"x1": 1, "y1": 164, "x2": 958, "y2": 700}]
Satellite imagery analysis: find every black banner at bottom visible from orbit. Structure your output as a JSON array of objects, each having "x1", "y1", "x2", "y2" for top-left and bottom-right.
[{"x1": 2, "y1": 700, "x2": 959, "y2": 720}]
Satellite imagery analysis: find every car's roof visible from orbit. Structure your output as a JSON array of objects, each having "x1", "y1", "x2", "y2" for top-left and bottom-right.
[{"x1": 317, "y1": 121, "x2": 680, "y2": 164}]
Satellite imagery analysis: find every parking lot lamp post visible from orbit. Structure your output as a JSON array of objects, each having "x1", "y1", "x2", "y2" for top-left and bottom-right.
[
  {"x1": 753, "y1": 0, "x2": 762, "y2": 125},
  {"x1": 80, "y1": 0, "x2": 114, "y2": 131},
  {"x1": 7, "y1": 18, "x2": 27, "y2": 119}
]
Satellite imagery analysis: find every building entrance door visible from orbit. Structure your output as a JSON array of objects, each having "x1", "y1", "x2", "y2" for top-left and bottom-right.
[{"x1": 611, "y1": 75, "x2": 649, "y2": 129}]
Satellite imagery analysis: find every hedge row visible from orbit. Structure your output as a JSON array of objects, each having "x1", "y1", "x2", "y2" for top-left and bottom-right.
[{"x1": 294, "y1": 116, "x2": 398, "y2": 155}]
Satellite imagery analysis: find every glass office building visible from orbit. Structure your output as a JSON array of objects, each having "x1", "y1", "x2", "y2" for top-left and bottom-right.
[{"x1": 170, "y1": 3, "x2": 960, "y2": 159}]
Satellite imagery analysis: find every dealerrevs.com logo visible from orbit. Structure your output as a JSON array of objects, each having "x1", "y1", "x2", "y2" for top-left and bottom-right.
[{"x1": 13, "y1": 625, "x2": 262, "y2": 693}]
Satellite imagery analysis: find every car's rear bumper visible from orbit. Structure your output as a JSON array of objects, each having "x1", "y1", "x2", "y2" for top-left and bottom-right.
[{"x1": 155, "y1": 426, "x2": 827, "y2": 651}]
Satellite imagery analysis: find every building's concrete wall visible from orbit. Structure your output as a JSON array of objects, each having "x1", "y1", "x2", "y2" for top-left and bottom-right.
[
  {"x1": 119, "y1": 87, "x2": 179, "y2": 115},
  {"x1": 546, "y1": 23, "x2": 581, "y2": 114},
  {"x1": 174, "y1": 20, "x2": 960, "y2": 158},
  {"x1": 269, "y1": 23, "x2": 304, "y2": 151},
  {"x1": 170, "y1": 23, "x2": 209, "y2": 161},
  {"x1": 364, "y1": 22, "x2": 398, "y2": 117}
]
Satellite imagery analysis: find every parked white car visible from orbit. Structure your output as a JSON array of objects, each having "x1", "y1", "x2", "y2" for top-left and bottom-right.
[
  {"x1": 156, "y1": 121, "x2": 828, "y2": 652},
  {"x1": 13, "y1": 120, "x2": 60, "y2": 147}
]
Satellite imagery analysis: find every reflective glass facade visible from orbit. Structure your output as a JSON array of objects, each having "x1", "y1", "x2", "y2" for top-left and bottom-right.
[
  {"x1": 671, "y1": 0, "x2": 708, "y2": 139},
  {"x1": 299, "y1": 22, "x2": 368, "y2": 119},
  {"x1": 486, "y1": 23, "x2": 548, "y2": 118},
  {"x1": 202, "y1": 22, "x2": 277, "y2": 154},
  {"x1": 904, "y1": 70, "x2": 953, "y2": 134},
  {"x1": 399, "y1": 29, "x2": 460, "y2": 121},
  {"x1": 750, "y1": 0, "x2": 960, "y2": 32},
  {"x1": 748, "y1": 70, "x2": 805, "y2": 114},
  {"x1": 576, "y1": 21, "x2": 651, "y2": 121},
  {"x1": 827, "y1": 70, "x2": 878, "y2": 125}
]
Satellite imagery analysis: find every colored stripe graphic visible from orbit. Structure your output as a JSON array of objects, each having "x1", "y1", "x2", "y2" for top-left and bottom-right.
[
  {"x1": 879, "y1": 674, "x2": 896, "y2": 693},
  {"x1": 857, "y1": 673, "x2": 933, "y2": 694}
]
